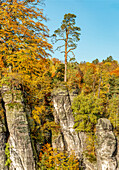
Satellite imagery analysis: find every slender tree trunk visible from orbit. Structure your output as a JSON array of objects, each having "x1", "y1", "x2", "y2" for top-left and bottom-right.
[{"x1": 64, "y1": 29, "x2": 68, "y2": 82}]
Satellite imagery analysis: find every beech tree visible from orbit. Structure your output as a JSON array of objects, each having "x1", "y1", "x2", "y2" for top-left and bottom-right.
[
  {"x1": 0, "y1": 0, "x2": 53, "y2": 147},
  {"x1": 52, "y1": 13, "x2": 81, "y2": 82},
  {"x1": 0, "y1": 0, "x2": 52, "y2": 72},
  {"x1": 0, "y1": 0, "x2": 53, "y2": 109}
]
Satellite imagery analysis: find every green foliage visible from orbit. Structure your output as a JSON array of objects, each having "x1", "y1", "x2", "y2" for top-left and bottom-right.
[
  {"x1": 102, "y1": 56, "x2": 113, "y2": 63},
  {"x1": 72, "y1": 92, "x2": 104, "y2": 132},
  {"x1": 84, "y1": 152, "x2": 96, "y2": 163},
  {"x1": 83, "y1": 133, "x2": 97, "y2": 163},
  {"x1": 52, "y1": 13, "x2": 81, "y2": 82},
  {"x1": 108, "y1": 75, "x2": 119, "y2": 98},
  {"x1": 0, "y1": 0, "x2": 119, "y2": 167},
  {"x1": 67, "y1": 61, "x2": 82, "y2": 88},
  {"x1": 107, "y1": 95, "x2": 119, "y2": 131},
  {"x1": 53, "y1": 13, "x2": 81, "y2": 47},
  {"x1": 5, "y1": 143, "x2": 11, "y2": 167},
  {"x1": 6, "y1": 103, "x2": 23, "y2": 109},
  {"x1": 92, "y1": 59, "x2": 99, "y2": 64},
  {"x1": 83, "y1": 63, "x2": 97, "y2": 94}
]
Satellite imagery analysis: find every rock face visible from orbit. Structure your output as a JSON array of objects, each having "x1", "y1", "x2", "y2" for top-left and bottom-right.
[
  {"x1": 1, "y1": 84, "x2": 36, "y2": 170},
  {"x1": 116, "y1": 136, "x2": 119, "y2": 169},
  {"x1": 0, "y1": 80, "x2": 119, "y2": 170},
  {"x1": 52, "y1": 85, "x2": 82, "y2": 157},
  {"x1": 52, "y1": 86, "x2": 119, "y2": 170},
  {"x1": 96, "y1": 118, "x2": 117, "y2": 170},
  {"x1": 0, "y1": 93, "x2": 8, "y2": 170}
]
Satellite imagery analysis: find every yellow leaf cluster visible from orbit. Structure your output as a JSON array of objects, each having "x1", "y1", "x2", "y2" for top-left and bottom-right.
[{"x1": 39, "y1": 143, "x2": 79, "y2": 170}]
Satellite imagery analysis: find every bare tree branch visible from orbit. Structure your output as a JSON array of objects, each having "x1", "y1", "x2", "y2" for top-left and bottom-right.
[{"x1": 67, "y1": 47, "x2": 76, "y2": 54}]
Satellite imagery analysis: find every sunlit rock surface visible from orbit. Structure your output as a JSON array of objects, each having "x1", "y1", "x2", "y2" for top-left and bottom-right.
[
  {"x1": 0, "y1": 80, "x2": 119, "y2": 170},
  {"x1": 96, "y1": 118, "x2": 117, "y2": 170},
  {"x1": 1, "y1": 84, "x2": 36, "y2": 170},
  {"x1": 52, "y1": 86, "x2": 119, "y2": 170},
  {"x1": 52, "y1": 85, "x2": 83, "y2": 158}
]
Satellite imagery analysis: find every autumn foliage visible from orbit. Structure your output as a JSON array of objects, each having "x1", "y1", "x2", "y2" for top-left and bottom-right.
[
  {"x1": 38, "y1": 143, "x2": 79, "y2": 170},
  {"x1": 0, "y1": 0, "x2": 52, "y2": 71},
  {"x1": 0, "y1": 0, "x2": 119, "y2": 168}
]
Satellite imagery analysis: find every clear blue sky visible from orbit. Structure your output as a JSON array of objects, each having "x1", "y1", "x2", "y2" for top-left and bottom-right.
[{"x1": 43, "y1": 0, "x2": 119, "y2": 63}]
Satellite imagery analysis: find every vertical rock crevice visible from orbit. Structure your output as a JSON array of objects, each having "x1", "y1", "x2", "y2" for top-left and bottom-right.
[
  {"x1": 0, "y1": 93, "x2": 9, "y2": 170},
  {"x1": 52, "y1": 86, "x2": 119, "y2": 170},
  {"x1": 1, "y1": 97, "x2": 10, "y2": 140},
  {"x1": 52, "y1": 85, "x2": 82, "y2": 157},
  {"x1": 116, "y1": 136, "x2": 119, "y2": 169},
  {"x1": 0, "y1": 79, "x2": 118, "y2": 170}
]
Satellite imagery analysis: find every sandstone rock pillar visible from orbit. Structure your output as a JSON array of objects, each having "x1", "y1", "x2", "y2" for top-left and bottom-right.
[
  {"x1": 96, "y1": 118, "x2": 117, "y2": 170},
  {"x1": 1, "y1": 84, "x2": 36, "y2": 170},
  {"x1": 52, "y1": 85, "x2": 82, "y2": 157}
]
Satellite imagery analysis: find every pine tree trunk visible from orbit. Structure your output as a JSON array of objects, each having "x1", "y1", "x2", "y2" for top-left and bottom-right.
[{"x1": 64, "y1": 29, "x2": 68, "y2": 82}]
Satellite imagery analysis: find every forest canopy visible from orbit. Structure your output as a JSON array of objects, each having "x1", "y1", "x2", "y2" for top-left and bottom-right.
[{"x1": 0, "y1": 0, "x2": 119, "y2": 169}]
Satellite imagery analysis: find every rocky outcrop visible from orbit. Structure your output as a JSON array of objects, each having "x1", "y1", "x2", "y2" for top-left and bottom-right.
[
  {"x1": 84, "y1": 159, "x2": 97, "y2": 170},
  {"x1": 0, "y1": 79, "x2": 119, "y2": 170},
  {"x1": 1, "y1": 83, "x2": 36, "y2": 170},
  {"x1": 52, "y1": 85, "x2": 83, "y2": 158},
  {"x1": 116, "y1": 136, "x2": 119, "y2": 169},
  {"x1": 0, "y1": 93, "x2": 8, "y2": 170},
  {"x1": 96, "y1": 118, "x2": 117, "y2": 170},
  {"x1": 52, "y1": 85, "x2": 119, "y2": 170}
]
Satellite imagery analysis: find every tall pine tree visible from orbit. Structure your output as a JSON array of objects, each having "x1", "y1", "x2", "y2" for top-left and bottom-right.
[{"x1": 52, "y1": 13, "x2": 81, "y2": 82}]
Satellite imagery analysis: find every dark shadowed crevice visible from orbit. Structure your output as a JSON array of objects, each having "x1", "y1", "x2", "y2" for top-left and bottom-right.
[
  {"x1": 1, "y1": 98, "x2": 10, "y2": 141},
  {"x1": 112, "y1": 137, "x2": 117, "y2": 157},
  {"x1": 60, "y1": 130, "x2": 67, "y2": 152}
]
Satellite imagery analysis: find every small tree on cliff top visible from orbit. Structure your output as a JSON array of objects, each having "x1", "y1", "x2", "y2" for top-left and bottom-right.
[{"x1": 52, "y1": 13, "x2": 81, "y2": 82}]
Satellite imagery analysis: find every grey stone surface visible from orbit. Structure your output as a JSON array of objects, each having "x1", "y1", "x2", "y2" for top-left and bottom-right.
[
  {"x1": 1, "y1": 84, "x2": 36, "y2": 170},
  {"x1": 84, "y1": 158, "x2": 97, "y2": 170},
  {"x1": 52, "y1": 85, "x2": 82, "y2": 157},
  {"x1": 52, "y1": 86, "x2": 119, "y2": 170},
  {"x1": 0, "y1": 80, "x2": 119, "y2": 170},
  {"x1": 96, "y1": 118, "x2": 117, "y2": 170},
  {"x1": 52, "y1": 86, "x2": 98, "y2": 170}
]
